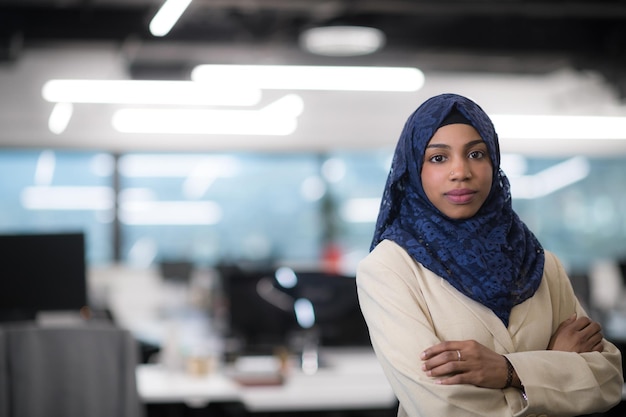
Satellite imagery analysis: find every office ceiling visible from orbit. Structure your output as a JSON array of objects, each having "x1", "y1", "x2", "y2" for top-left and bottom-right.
[
  {"x1": 1, "y1": 0, "x2": 625, "y2": 96},
  {"x1": 1, "y1": 0, "x2": 626, "y2": 155}
]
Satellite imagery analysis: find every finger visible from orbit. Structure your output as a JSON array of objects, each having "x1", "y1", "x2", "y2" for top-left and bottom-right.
[
  {"x1": 578, "y1": 321, "x2": 602, "y2": 340},
  {"x1": 572, "y1": 316, "x2": 594, "y2": 331},
  {"x1": 554, "y1": 313, "x2": 577, "y2": 332},
  {"x1": 591, "y1": 340, "x2": 604, "y2": 353},
  {"x1": 422, "y1": 350, "x2": 462, "y2": 372},
  {"x1": 421, "y1": 341, "x2": 458, "y2": 359},
  {"x1": 425, "y1": 358, "x2": 463, "y2": 377},
  {"x1": 434, "y1": 372, "x2": 465, "y2": 385},
  {"x1": 586, "y1": 332, "x2": 604, "y2": 352}
]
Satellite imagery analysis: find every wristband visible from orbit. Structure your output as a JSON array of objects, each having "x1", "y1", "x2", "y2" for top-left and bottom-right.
[{"x1": 503, "y1": 356, "x2": 514, "y2": 389}]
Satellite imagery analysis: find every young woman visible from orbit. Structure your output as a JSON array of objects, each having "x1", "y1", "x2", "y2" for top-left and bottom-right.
[{"x1": 357, "y1": 93, "x2": 623, "y2": 416}]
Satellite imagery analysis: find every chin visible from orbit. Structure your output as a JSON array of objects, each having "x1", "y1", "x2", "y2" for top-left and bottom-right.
[{"x1": 444, "y1": 207, "x2": 479, "y2": 220}]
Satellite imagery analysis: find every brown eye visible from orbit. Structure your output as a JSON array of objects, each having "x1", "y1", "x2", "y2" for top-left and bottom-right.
[
  {"x1": 428, "y1": 155, "x2": 446, "y2": 163},
  {"x1": 468, "y1": 150, "x2": 485, "y2": 159}
]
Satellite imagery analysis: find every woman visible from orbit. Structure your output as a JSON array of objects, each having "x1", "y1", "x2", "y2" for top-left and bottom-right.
[{"x1": 356, "y1": 93, "x2": 623, "y2": 416}]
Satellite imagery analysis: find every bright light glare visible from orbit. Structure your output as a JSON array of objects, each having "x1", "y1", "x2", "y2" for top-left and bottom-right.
[
  {"x1": 34, "y1": 150, "x2": 56, "y2": 186},
  {"x1": 42, "y1": 79, "x2": 261, "y2": 106},
  {"x1": 510, "y1": 156, "x2": 590, "y2": 199},
  {"x1": 149, "y1": 0, "x2": 192, "y2": 37},
  {"x1": 119, "y1": 201, "x2": 222, "y2": 225},
  {"x1": 340, "y1": 198, "x2": 381, "y2": 223},
  {"x1": 275, "y1": 267, "x2": 298, "y2": 288},
  {"x1": 112, "y1": 94, "x2": 303, "y2": 135},
  {"x1": 294, "y1": 298, "x2": 315, "y2": 328},
  {"x1": 491, "y1": 114, "x2": 626, "y2": 140},
  {"x1": 21, "y1": 186, "x2": 114, "y2": 210},
  {"x1": 119, "y1": 155, "x2": 240, "y2": 178},
  {"x1": 300, "y1": 26, "x2": 386, "y2": 56},
  {"x1": 191, "y1": 65, "x2": 424, "y2": 92},
  {"x1": 48, "y1": 102, "x2": 73, "y2": 134}
]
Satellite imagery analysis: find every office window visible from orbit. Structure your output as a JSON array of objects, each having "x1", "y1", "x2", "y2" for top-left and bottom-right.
[
  {"x1": 510, "y1": 157, "x2": 626, "y2": 270},
  {"x1": 117, "y1": 153, "x2": 323, "y2": 267},
  {"x1": 0, "y1": 149, "x2": 115, "y2": 264},
  {"x1": 322, "y1": 150, "x2": 392, "y2": 272}
]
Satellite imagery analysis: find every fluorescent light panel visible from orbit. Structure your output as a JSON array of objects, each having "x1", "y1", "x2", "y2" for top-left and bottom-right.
[
  {"x1": 48, "y1": 102, "x2": 73, "y2": 134},
  {"x1": 112, "y1": 94, "x2": 303, "y2": 135},
  {"x1": 42, "y1": 79, "x2": 261, "y2": 106},
  {"x1": 491, "y1": 114, "x2": 626, "y2": 140},
  {"x1": 191, "y1": 65, "x2": 425, "y2": 92},
  {"x1": 149, "y1": 0, "x2": 192, "y2": 37},
  {"x1": 299, "y1": 26, "x2": 386, "y2": 56}
]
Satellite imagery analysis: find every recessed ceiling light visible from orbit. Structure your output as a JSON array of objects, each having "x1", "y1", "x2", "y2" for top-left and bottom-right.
[{"x1": 299, "y1": 26, "x2": 386, "y2": 57}]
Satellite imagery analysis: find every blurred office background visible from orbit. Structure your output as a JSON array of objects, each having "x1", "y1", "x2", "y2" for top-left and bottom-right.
[{"x1": 1, "y1": 1, "x2": 626, "y2": 415}]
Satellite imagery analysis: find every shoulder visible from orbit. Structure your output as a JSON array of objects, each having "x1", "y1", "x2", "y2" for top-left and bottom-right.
[
  {"x1": 358, "y1": 239, "x2": 415, "y2": 275},
  {"x1": 357, "y1": 239, "x2": 438, "y2": 291},
  {"x1": 541, "y1": 250, "x2": 570, "y2": 288},
  {"x1": 543, "y1": 247, "x2": 576, "y2": 302},
  {"x1": 543, "y1": 250, "x2": 563, "y2": 275}
]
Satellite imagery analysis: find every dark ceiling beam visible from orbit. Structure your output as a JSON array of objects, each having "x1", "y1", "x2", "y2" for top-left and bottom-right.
[{"x1": 192, "y1": 0, "x2": 626, "y2": 19}]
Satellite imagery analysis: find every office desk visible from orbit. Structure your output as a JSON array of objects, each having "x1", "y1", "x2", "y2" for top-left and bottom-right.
[{"x1": 137, "y1": 348, "x2": 397, "y2": 413}]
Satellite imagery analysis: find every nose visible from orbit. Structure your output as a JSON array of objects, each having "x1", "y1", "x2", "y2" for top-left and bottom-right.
[{"x1": 449, "y1": 160, "x2": 471, "y2": 180}]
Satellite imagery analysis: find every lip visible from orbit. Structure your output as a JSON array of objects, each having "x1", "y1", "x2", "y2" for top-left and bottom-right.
[{"x1": 444, "y1": 188, "x2": 476, "y2": 204}]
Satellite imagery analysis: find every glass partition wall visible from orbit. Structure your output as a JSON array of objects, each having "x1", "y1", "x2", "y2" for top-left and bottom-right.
[{"x1": 1, "y1": 149, "x2": 626, "y2": 274}]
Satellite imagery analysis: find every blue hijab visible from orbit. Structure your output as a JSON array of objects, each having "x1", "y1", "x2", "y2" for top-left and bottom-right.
[{"x1": 371, "y1": 93, "x2": 544, "y2": 327}]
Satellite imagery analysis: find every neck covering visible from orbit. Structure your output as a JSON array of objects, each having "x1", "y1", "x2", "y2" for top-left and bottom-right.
[{"x1": 371, "y1": 93, "x2": 544, "y2": 327}]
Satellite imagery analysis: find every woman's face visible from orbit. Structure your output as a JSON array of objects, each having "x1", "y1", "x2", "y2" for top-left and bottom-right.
[{"x1": 421, "y1": 123, "x2": 493, "y2": 220}]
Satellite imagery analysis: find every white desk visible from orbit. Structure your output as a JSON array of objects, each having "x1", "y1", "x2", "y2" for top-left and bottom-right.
[{"x1": 137, "y1": 348, "x2": 397, "y2": 412}]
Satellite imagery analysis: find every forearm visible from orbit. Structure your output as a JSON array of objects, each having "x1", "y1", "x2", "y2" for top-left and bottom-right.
[{"x1": 506, "y1": 346, "x2": 623, "y2": 416}]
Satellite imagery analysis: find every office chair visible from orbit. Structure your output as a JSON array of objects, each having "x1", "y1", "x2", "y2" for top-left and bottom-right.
[{"x1": 0, "y1": 322, "x2": 144, "y2": 417}]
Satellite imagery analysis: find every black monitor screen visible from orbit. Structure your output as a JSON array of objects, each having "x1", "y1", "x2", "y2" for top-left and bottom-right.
[
  {"x1": 0, "y1": 232, "x2": 87, "y2": 321},
  {"x1": 220, "y1": 265, "x2": 371, "y2": 354}
]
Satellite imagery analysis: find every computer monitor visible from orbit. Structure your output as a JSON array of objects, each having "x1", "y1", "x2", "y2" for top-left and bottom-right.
[
  {"x1": 0, "y1": 232, "x2": 87, "y2": 322},
  {"x1": 220, "y1": 265, "x2": 371, "y2": 355}
]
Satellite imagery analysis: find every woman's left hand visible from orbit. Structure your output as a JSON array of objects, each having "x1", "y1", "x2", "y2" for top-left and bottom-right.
[{"x1": 421, "y1": 340, "x2": 511, "y2": 388}]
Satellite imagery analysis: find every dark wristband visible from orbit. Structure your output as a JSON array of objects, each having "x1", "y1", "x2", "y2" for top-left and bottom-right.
[{"x1": 503, "y1": 356, "x2": 514, "y2": 389}]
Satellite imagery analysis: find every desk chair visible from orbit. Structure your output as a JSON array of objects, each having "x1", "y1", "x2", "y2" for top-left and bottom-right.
[{"x1": 0, "y1": 322, "x2": 144, "y2": 417}]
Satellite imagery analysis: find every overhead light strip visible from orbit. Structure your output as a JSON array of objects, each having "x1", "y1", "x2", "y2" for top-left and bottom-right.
[
  {"x1": 42, "y1": 79, "x2": 261, "y2": 106},
  {"x1": 492, "y1": 114, "x2": 626, "y2": 140},
  {"x1": 191, "y1": 65, "x2": 425, "y2": 92},
  {"x1": 112, "y1": 94, "x2": 304, "y2": 136},
  {"x1": 149, "y1": 0, "x2": 192, "y2": 37}
]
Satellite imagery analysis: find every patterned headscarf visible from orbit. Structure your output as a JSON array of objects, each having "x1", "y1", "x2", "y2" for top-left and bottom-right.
[{"x1": 371, "y1": 93, "x2": 544, "y2": 327}]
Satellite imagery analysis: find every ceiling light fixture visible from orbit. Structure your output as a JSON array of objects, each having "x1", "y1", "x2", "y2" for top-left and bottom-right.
[
  {"x1": 299, "y1": 26, "x2": 386, "y2": 57},
  {"x1": 149, "y1": 0, "x2": 192, "y2": 37},
  {"x1": 112, "y1": 94, "x2": 304, "y2": 136},
  {"x1": 191, "y1": 65, "x2": 424, "y2": 92},
  {"x1": 47, "y1": 102, "x2": 73, "y2": 134},
  {"x1": 491, "y1": 114, "x2": 626, "y2": 140},
  {"x1": 42, "y1": 79, "x2": 261, "y2": 106}
]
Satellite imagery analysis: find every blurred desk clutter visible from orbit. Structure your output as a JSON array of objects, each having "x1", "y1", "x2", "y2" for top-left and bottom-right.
[
  {"x1": 89, "y1": 260, "x2": 397, "y2": 416},
  {"x1": 137, "y1": 347, "x2": 397, "y2": 414}
]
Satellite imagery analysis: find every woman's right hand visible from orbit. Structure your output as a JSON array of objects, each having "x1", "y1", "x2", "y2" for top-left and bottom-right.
[{"x1": 548, "y1": 313, "x2": 604, "y2": 353}]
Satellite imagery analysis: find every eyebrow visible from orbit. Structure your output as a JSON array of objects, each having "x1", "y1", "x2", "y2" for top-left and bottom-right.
[{"x1": 426, "y1": 139, "x2": 485, "y2": 150}]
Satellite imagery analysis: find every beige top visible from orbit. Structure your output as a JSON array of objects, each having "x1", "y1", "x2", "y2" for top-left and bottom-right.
[{"x1": 357, "y1": 239, "x2": 623, "y2": 417}]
